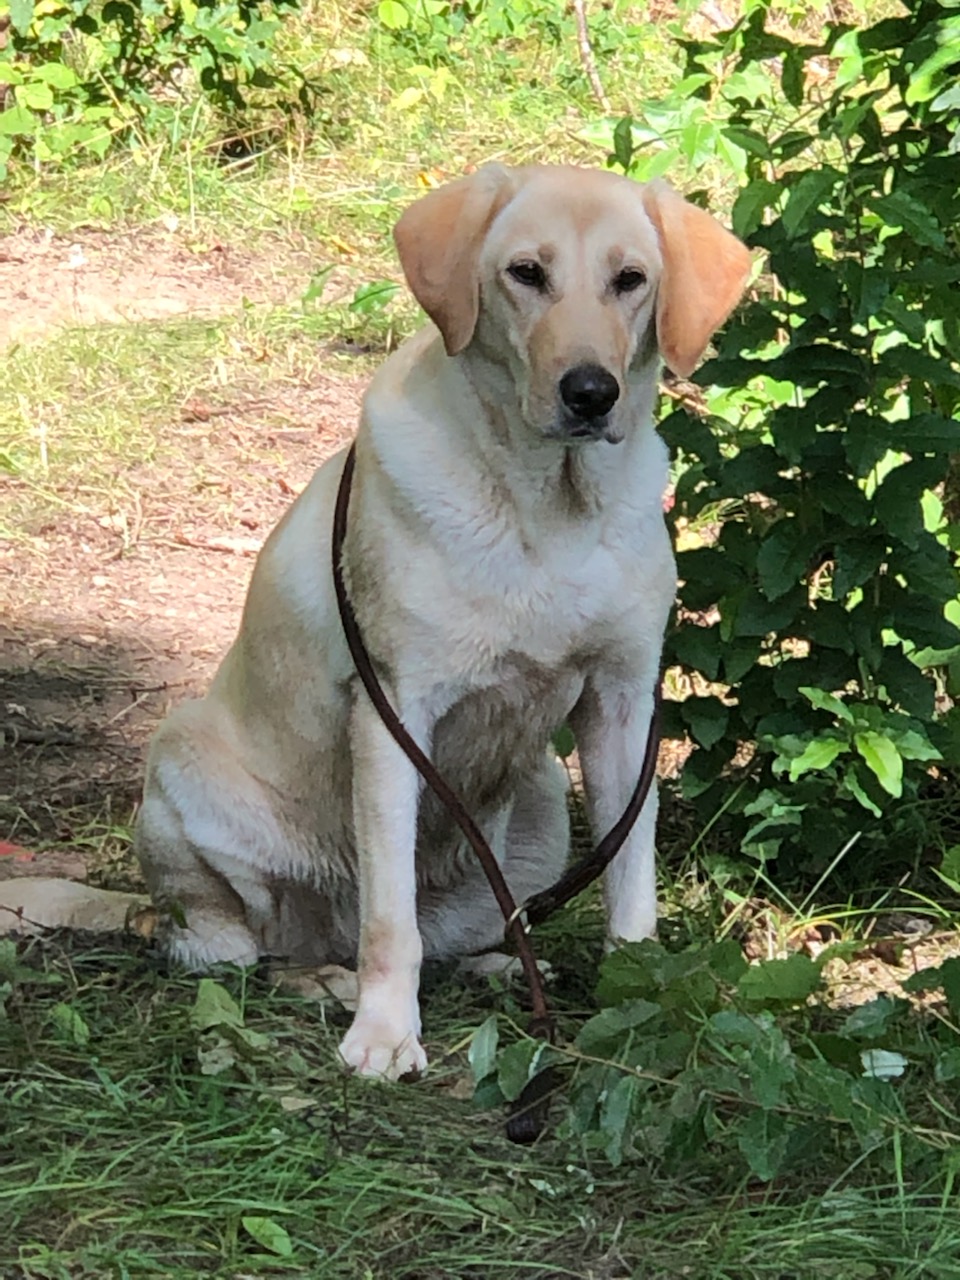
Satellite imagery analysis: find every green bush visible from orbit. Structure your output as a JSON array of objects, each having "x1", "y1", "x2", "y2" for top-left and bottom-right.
[
  {"x1": 474, "y1": 939, "x2": 960, "y2": 1183},
  {"x1": 0, "y1": 0, "x2": 309, "y2": 177},
  {"x1": 650, "y1": 0, "x2": 960, "y2": 884}
]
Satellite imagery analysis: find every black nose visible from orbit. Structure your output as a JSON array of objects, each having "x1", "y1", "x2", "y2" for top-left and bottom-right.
[{"x1": 559, "y1": 363, "x2": 620, "y2": 419}]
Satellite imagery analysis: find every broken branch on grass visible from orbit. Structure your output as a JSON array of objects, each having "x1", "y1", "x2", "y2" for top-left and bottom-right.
[
  {"x1": 572, "y1": 0, "x2": 610, "y2": 113},
  {"x1": 0, "y1": 723, "x2": 79, "y2": 748},
  {"x1": 165, "y1": 532, "x2": 262, "y2": 557}
]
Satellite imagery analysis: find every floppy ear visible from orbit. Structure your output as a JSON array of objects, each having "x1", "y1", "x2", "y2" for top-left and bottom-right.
[
  {"x1": 393, "y1": 164, "x2": 518, "y2": 356},
  {"x1": 641, "y1": 180, "x2": 752, "y2": 379}
]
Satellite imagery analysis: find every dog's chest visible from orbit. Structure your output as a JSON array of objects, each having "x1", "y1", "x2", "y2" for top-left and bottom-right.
[
  {"x1": 429, "y1": 651, "x2": 580, "y2": 810},
  {"x1": 436, "y1": 532, "x2": 628, "y2": 673}
]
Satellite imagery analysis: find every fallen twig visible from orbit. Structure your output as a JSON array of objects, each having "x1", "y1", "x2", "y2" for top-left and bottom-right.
[
  {"x1": 165, "y1": 532, "x2": 263, "y2": 557},
  {"x1": 0, "y1": 723, "x2": 79, "y2": 748},
  {"x1": 572, "y1": 0, "x2": 610, "y2": 113}
]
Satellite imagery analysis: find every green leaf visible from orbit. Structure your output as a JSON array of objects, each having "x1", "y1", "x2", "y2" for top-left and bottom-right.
[
  {"x1": 672, "y1": 625, "x2": 722, "y2": 680},
  {"x1": 756, "y1": 519, "x2": 811, "y2": 601},
  {"x1": 612, "y1": 115, "x2": 636, "y2": 171},
  {"x1": 773, "y1": 128, "x2": 816, "y2": 162},
  {"x1": 719, "y1": 443, "x2": 787, "y2": 497},
  {"x1": 711, "y1": 1011, "x2": 796, "y2": 1109},
  {"x1": 709, "y1": 1009, "x2": 765, "y2": 1046},
  {"x1": 197, "y1": 1034, "x2": 237, "y2": 1076},
  {"x1": 781, "y1": 169, "x2": 839, "y2": 238},
  {"x1": 854, "y1": 731, "x2": 903, "y2": 798},
  {"x1": 799, "y1": 686, "x2": 854, "y2": 723},
  {"x1": 0, "y1": 104, "x2": 37, "y2": 136},
  {"x1": 676, "y1": 547, "x2": 745, "y2": 610},
  {"x1": 737, "y1": 954, "x2": 822, "y2": 1005},
  {"x1": 886, "y1": 584, "x2": 960, "y2": 652},
  {"x1": 723, "y1": 640, "x2": 761, "y2": 685},
  {"x1": 842, "y1": 995, "x2": 902, "y2": 1040},
  {"x1": 392, "y1": 86, "x2": 423, "y2": 111},
  {"x1": 737, "y1": 1109, "x2": 790, "y2": 1182},
  {"x1": 349, "y1": 280, "x2": 399, "y2": 314},
  {"x1": 734, "y1": 585, "x2": 806, "y2": 638},
  {"x1": 50, "y1": 1002, "x2": 91, "y2": 1046},
  {"x1": 31, "y1": 63, "x2": 78, "y2": 90},
  {"x1": 600, "y1": 1075, "x2": 636, "y2": 1167},
  {"x1": 788, "y1": 737, "x2": 846, "y2": 780},
  {"x1": 18, "y1": 81, "x2": 53, "y2": 111},
  {"x1": 0, "y1": 940, "x2": 62, "y2": 987},
  {"x1": 843, "y1": 765, "x2": 883, "y2": 817},
  {"x1": 888, "y1": 540, "x2": 957, "y2": 606},
  {"x1": 242, "y1": 1216, "x2": 293, "y2": 1258},
  {"x1": 935, "y1": 844, "x2": 960, "y2": 894},
  {"x1": 576, "y1": 999, "x2": 661, "y2": 1053},
  {"x1": 681, "y1": 696, "x2": 729, "y2": 750},
  {"x1": 497, "y1": 1038, "x2": 545, "y2": 1103},
  {"x1": 468, "y1": 1015, "x2": 498, "y2": 1083},
  {"x1": 887, "y1": 727, "x2": 939, "y2": 763},
  {"x1": 804, "y1": 602, "x2": 853, "y2": 653},
  {"x1": 595, "y1": 938, "x2": 743, "y2": 1008},
  {"x1": 874, "y1": 458, "x2": 945, "y2": 549},
  {"x1": 910, "y1": 957, "x2": 960, "y2": 1019},
  {"x1": 723, "y1": 126, "x2": 772, "y2": 160},
  {"x1": 905, "y1": 20, "x2": 960, "y2": 105},
  {"x1": 191, "y1": 979, "x2": 243, "y2": 1031},
  {"x1": 748, "y1": 1029, "x2": 796, "y2": 1110},
  {"x1": 781, "y1": 47, "x2": 805, "y2": 108},
  {"x1": 9, "y1": 0, "x2": 34, "y2": 36},
  {"x1": 935, "y1": 1048, "x2": 960, "y2": 1083},
  {"x1": 378, "y1": 1, "x2": 410, "y2": 30},
  {"x1": 847, "y1": 263, "x2": 891, "y2": 324}
]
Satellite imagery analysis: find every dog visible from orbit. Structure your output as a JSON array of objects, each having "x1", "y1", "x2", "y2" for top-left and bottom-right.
[{"x1": 134, "y1": 164, "x2": 751, "y2": 1080}]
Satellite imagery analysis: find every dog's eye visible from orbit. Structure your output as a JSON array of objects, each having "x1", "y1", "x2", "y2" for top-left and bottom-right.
[
  {"x1": 614, "y1": 268, "x2": 647, "y2": 294},
  {"x1": 507, "y1": 260, "x2": 547, "y2": 290}
]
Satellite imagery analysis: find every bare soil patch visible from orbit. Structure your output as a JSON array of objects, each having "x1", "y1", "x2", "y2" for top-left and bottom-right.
[{"x1": 0, "y1": 222, "x2": 320, "y2": 346}]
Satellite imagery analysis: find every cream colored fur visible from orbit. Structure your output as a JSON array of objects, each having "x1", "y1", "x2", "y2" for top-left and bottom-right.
[{"x1": 133, "y1": 164, "x2": 750, "y2": 1080}]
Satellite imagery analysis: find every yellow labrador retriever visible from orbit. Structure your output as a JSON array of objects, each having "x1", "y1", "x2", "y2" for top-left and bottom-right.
[{"x1": 135, "y1": 165, "x2": 750, "y2": 1080}]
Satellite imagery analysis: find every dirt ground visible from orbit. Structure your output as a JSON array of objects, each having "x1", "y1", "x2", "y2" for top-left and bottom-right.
[
  {"x1": 0, "y1": 222, "x2": 319, "y2": 347},
  {"x1": 0, "y1": 226, "x2": 364, "y2": 876}
]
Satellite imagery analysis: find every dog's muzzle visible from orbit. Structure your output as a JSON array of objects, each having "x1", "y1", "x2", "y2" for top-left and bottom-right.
[{"x1": 557, "y1": 363, "x2": 622, "y2": 442}]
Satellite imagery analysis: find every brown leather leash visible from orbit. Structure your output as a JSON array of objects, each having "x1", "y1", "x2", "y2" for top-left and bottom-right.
[{"x1": 332, "y1": 441, "x2": 661, "y2": 1143}]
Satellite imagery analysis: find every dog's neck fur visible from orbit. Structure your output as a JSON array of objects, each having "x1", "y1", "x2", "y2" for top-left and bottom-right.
[
  {"x1": 362, "y1": 327, "x2": 667, "y2": 564},
  {"x1": 454, "y1": 336, "x2": 662, "y2": 525}
]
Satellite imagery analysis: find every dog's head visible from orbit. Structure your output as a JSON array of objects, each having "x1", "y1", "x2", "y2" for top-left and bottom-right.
[{"x1": 394, "y1": 164, "x2": 751, "y2": 445}]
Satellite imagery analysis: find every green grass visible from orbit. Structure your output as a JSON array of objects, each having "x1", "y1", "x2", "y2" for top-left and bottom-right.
[
  {"x1": 4, "y1": 929, "x2": 960, "y2": 1280},
  {"x1": 1, "y1": 302, "x2": 394, "y2": 537}
]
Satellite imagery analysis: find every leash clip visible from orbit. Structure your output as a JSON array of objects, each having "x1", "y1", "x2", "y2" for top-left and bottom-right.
[{"x1": 503, "y1": 899, "x2": 531, "y2": 937}]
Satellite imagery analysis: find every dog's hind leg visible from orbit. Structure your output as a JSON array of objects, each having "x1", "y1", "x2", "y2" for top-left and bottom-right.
[
  {"x1": 135, "y1": 707, "x2": 292, "y2": 971},
  {"x1": 137, "y1": 795, "x2": 263, "y2": 970}
]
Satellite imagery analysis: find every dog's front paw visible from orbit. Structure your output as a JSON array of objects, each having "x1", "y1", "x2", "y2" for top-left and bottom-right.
[{"x1": 338, "y1": 1016, "x2": 427, "y2": 1082}]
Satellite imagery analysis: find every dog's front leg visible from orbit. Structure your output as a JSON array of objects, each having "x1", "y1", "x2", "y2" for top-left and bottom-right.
[
  {"x1": 339, "y1": 694, "x2": 429, "y2": 1081},
  {"x1": 570, "y1": 671, "x2": 660, "y2": 944}
]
